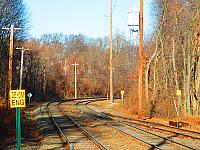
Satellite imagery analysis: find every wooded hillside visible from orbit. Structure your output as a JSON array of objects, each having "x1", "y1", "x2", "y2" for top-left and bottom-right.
[{"x1": 0, "y1": 0, "x2": 199, "y2": 118}]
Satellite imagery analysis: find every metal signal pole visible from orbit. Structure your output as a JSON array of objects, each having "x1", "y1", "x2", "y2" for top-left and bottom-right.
[
  {"x1": 15, "y1": 47, "x2": 29, "y2": 150},
  {"x1": 138, "y1": 0, "x2": 143, "y2": 119},
  {"x1": 16, "y1": 47, "x2": 29, "y2": 89},
  {"x1": 72, "y1": 62, "x2": 79, "y2": 99},
  {"x1": 110, "y1": 0, "x2": 113, "y2": 103},
  {"x1": 64, "y1": 59, "x2": 67, "y2": 97},
  {"x1": 2, "y1": 25, "x2": 21, "y2": 107}
]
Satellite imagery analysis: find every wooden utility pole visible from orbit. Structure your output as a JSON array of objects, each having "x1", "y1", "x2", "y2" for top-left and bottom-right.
[
  {"x1": 110, "y1": 0, "x2": 113, "y2": 103},
  {"x1": 64, "y1": 59, "x2": 67, "y2": 76},
  {"x1": 43, "y1": 67, "x2": 46, "y2": 95},
  {"x1": 72, "y1": 62, "x2": 79, "y2": 99},
  {"x1": 64, "y1": 59, "x2": 67, "y2": 97},
  {"x1": 2, "y1": 25, "x2": 21, "y2": 107},
  {"x1": 138, "y1": 0, "x2": 143, "y2": 119}
]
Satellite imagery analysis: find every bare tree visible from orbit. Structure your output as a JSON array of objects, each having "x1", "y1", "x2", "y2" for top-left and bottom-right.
[{"x1": 0, "y1": 0, "x2": 29, "y2": 99}]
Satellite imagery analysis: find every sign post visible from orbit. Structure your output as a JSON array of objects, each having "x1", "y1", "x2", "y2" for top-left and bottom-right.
[
  {"x1": 27, "y1": 93, "x2": 32, "y2": 120},
  {"x1": 10, "y1": 89, "x2": 26, "y2": 150},
  {"x1": 16, "y1": 107, "x2": 21, "y2": 150}
]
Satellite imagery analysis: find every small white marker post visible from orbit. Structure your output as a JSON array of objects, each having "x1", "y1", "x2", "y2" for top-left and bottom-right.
[
  {"x1": 176, "y1": 90, "x2": 181, "y2": 128},
  {"x1": 27, "y1": 93, "x2": 32, "y2": 120},
  {"x1": 121, "y1": 90, "x2": 124, "y2": 113},
  {"x1": 176, "y1": 90, "x2": 181, "y2": 116}
]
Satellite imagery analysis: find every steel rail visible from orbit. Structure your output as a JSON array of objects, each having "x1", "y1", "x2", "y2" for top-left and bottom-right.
[
  {"x1": 38, "y1": 103, "x2": 61, "y2": 136},
  {"x1": 134, "y1": 119, "x2": 200, "y2": 136},
  {"x1": 120, "y1": 121, "x2": 196, "y2": 150},
  {"x1": 84, "y1": 99, "x2": 200, "y2": 139},
  {"x1": 46, "y1": 102, "x2": 73, "y2": 149},
  {"x1": 75, "y1": 99, "x2": 161, "y2": 150},
  {"x1": 58, "y1": 102, "x2": 109, "y2": 150},
  {"x1": 120, "y1": 119, "x2": 200, "y2": 140},
  {"x1": 77, "y1": 99, "x2": 197, "y2": 150},
  {"x1": 107, "y1": 113, "x2": 200, "y2": 137}
]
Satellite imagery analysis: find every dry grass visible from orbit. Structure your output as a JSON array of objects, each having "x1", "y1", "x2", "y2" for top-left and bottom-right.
[{"x1": 0, "y1": 107, "x2": 43, "y2": 147}]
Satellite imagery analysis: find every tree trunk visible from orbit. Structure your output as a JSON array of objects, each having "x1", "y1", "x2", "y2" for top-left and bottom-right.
[
  {"x1": 196, "y1": 33, "x2": 200, "y2": 116},
  {"x1": 186, "y1": 36, "x2": 192, "y2": 116},
  {"x1": 149, "y1": 52, "x2": 159, "y2": 118},
  {"x1": 193, "y1": 32, "x2": 200, "y2": 116},
  {"x1": 182, "y1": 44, "x2": 187, "y2": 114},
  {"x1": 172, "y1": 37, "x2": 181, "y2": 114},
  {"x1": 160, "y1": 35, "x2": 168, "y2": 91},
  {"x1": 145, "y1": 34, "x2": 158, "y2": 103}
]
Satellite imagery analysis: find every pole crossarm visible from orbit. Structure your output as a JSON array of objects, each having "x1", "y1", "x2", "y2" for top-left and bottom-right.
[
  {"x1": 72, "y1": 62, "x2": 79, "y2": 68},
  {"x1": 2, "y1": 27, "x2": 21, "y2": 30},
  {"x1": 16, "y1": 47, "x2": 29, "y2": 51}
]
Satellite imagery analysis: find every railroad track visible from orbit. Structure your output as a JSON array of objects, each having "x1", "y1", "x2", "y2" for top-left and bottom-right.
[
  {"x1": 46, "y1": 101, "x2": 109, "y2": 150},
  {"x1": 76, "y1": 99, "x2": 200, "y2": 150},
  {"x1": 60, "y1": 99, "x2": 152, "y2": 149},
  {"x1": 85, "y1": 100, "x2": 200, "y2": 140},
  {"x1": 118, "y1": 117, "x2": 200, "y2": 139},
  {"x1": 34, "y1": 102, "x2": 67, "y2": 150}
]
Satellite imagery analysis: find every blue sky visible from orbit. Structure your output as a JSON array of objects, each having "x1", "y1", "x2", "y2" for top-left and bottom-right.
[{"x1": 24, "y1": 0, "x2": 153, "y2": 38}]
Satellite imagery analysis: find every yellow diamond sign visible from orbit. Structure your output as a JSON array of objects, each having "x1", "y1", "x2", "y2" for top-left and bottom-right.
[{"x1": 10, "y1": 90, "x2": 26, "y2": 108}]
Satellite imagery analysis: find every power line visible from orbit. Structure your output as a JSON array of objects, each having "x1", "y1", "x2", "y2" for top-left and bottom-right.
[{"x1": 112, "y1": 0, "x2": 118, "y2": 13}]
